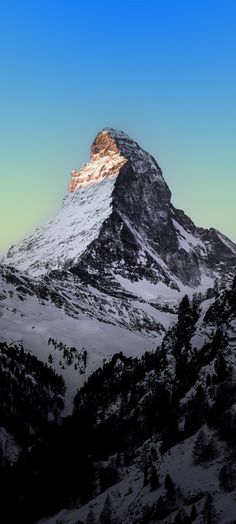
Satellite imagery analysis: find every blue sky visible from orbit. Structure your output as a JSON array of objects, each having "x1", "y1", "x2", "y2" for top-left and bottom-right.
[{"x1": 0, "y1": 0, "x2": 236, "y2": 251}]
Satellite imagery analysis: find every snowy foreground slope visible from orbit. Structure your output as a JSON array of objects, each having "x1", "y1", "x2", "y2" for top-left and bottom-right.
[
  {"x1": 0, "y1": 264, "x2": 165, "y2": 411},
  {"x1": 39, "y1": 430, "x2": 236, "y2": 524},
  {"x1": 37, "y1": 282, "x2": 236, "y2": 524}
]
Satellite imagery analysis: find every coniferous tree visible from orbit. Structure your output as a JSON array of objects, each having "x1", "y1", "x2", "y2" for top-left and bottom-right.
[
  {"x1": 202, "y1": 493, "x2": 217, "y2": 523},
  {"x1": 175, "y1": 295, "x2": 195, "y2": 353},
  {"x1": 190, "y1": 503, "x2": 197, "y2": 520},
  {"x1": 206, "y1": 374, "x2": 212, "y2": 388},
  {"x1": 165, "y1": 473, "x2": 176, "y2": 500},
  {"x1": 192, "y1": 293, "x2": 201, "y2": 323},
  {"x1": 149, "y1": 464, "x2": 160, "y2": 490},
  {"x1": 174, "y1": 508, "x2": 191, "y2": 524},
  {"x1": 152, "y1": 496, "x2": 169, "y2": 520},
  {"x1": 86, "y1": 509, "x2": 97, "y2": 524},
  {"x1": 214, "y1": 350, "x2": 228, "y2": 383},
  {"x1": 218, "y1": 464, "x2": 235, "y2": 492},
  {"x1": 211, "y1": 326, "x2": 227, "y2": 356},
  {"x1": 143, "y1": 458, "x2": 149, "y2": 487},
  {"x1": 142, "y1": 449, "x2": 150, "y2": 487},
  {"x1": 192, "y1": 429, "x2": 208, "y2": 464},
  {"x1": 150, "y1": 446, "x2": 157, "y2": 461},
  {"x1": 205, "y1": 437, "x2": 218, "y2": 461},
  {"x1": 100, "y1": 494, "x2": 113, "y2": 524}
]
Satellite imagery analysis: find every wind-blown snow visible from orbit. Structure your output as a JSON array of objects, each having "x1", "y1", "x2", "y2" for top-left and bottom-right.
[{"x1": 3, "y1": 177, "x2": 117, "y2": 275}]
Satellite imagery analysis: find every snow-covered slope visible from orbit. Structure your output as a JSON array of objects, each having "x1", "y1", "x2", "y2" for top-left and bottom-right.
[
  {"x1": 4, "y1": 178, "x2": 118, "y2": 275},
  {"x1": 0, "y1": 264, "x2": 171, "y2": 411}
]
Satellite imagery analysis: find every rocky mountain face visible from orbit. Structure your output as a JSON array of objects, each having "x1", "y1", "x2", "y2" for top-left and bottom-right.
[{"x1": 71, "y1": 130, "x2": 236, "y2": 292}]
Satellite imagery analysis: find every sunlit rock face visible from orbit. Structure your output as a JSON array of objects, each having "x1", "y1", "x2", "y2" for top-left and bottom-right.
[{"x1": 68, "y1": 129, "x2": 128, "y2": 192}]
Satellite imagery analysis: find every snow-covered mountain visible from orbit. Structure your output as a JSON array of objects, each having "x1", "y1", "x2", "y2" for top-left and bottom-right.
[{"x1": 4, "y1": 128, "x2": 236, "y2": 289}]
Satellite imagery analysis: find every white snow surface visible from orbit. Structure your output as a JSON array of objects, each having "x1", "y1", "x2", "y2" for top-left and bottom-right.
[
  {"x1": 3, "y1": 177, "x2": 117, "y2": 276},
  {"x1": 114, "y1": 273, "x2": 215, "y2": 305}
]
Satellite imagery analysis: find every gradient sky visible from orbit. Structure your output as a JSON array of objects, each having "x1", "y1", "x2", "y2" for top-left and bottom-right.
[{"x1": 0, "y1": 0, "x2": 236, "y2": 253}]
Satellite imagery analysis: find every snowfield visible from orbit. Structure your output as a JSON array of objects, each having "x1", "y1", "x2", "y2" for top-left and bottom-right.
[{"x1": 3, "y1": 177, "x2": 117, "y2": 276}]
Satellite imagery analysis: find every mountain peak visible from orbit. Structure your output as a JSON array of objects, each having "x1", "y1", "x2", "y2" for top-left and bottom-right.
[
  {"x1": 91, "y1": 128, "x2": 138, "y2": 154},
  {"x1": 68, "y1": 128, "x2": 165, "y2": 192},
  {"x1": 94, "y1": 127, "x2": 133, "y2": 143},
  {"x1": 68, "y1": 128, "x2": 128, "y2": 192}
]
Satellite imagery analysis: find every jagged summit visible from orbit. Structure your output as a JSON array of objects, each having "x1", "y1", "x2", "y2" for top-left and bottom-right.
[
  {"x1": 68, "y1": 128, "x2": 165, "y2": 192},
  {"x1": 68, "y1": 129, "x2": 127, "y2": 192}
]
